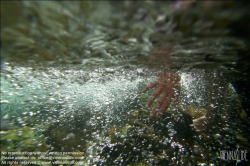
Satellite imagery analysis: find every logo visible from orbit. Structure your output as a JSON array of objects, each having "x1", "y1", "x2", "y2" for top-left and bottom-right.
[{"x1": 219, "y1": 146, "x2": 248, "y2": 165}]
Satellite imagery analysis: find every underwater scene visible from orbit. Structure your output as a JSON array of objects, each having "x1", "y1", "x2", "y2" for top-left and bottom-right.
[{"x1": 1, "y1": 1, "x2": 250, "y2": 166}]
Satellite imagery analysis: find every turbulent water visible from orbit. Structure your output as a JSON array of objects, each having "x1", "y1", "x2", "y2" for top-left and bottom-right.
[{"x1": 1, "y1": 1, "x2": 250, "y2": 165}]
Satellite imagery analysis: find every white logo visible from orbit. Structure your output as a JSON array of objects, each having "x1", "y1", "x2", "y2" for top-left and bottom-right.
[{"x1": 220, "y1": 146, "x2": 248, "y2": 165}]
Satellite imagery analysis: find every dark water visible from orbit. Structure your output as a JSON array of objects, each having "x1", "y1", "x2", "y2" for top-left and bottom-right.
[{"x1": 1, "y1": 1, "x2": 250, "y2": 165}]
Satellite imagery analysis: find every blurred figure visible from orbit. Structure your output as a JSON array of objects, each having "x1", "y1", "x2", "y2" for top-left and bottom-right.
[{"x1": 142, "y1": 69, "x2": 180, "y2": 117}]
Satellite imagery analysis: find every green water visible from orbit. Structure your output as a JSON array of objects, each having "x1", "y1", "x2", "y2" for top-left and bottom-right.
[{"x1": 1, "y1": 1, "x2": 250, "y2": 165}]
